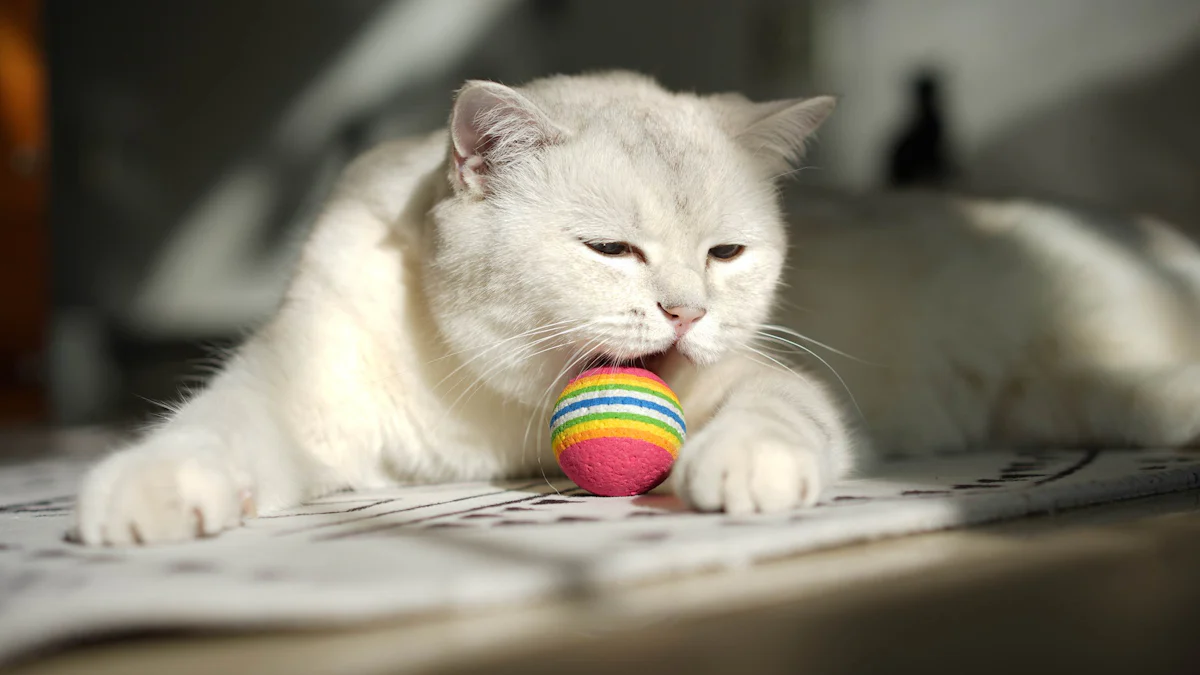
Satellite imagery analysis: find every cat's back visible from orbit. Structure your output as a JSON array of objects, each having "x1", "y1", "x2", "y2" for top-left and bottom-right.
[
  {"x1": 778, "y1": 189, "x2": 1050, "y2": 367},
  {"x1": 776, "y1": 188, "x2": 1200, "y2": 452},
  {"x1": 781, "y1": 188, "x2": 1200, "y2": 342}
]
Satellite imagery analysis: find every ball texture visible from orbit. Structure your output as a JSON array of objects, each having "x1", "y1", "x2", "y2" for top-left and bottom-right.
[{"x1": 550, "y1": 366, "x2": 686, "y2": 496}]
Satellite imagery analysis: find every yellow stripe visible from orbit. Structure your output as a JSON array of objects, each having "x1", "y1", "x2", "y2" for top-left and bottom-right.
[
  {"x1": 560, "y1": 373, "x2": 680, "y2": 406},
  {"x1": 552, "y1": 419, "x2": 680, "y2": 458},
  {"x1": 553, "y1": 417, "x2": 678, "y2": 446}
]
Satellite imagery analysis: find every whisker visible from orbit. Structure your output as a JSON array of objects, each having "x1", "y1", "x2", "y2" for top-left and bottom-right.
[
  {"x1": 526, "y1": 335, "x2": 604, "y2": 493},
  {"x1": 434, "y1": 323, "x2": 593, "y2": 393},
  {"x1": 742, "y1": 345, "x2": 806, "y2": 381},
  {"x1": 758, "y1": 323, "x2": 877, "y2": 365},
  {"x1": 443, "y1": 322, "x2": 597, "y2": 417},
  {"x1": 427, "y1": 319, "x2": 576, "y2": 364},
  {"x1": 751, "y1": 335, "x2": 864, "y2": 420},
  {"x1": 431, "y1": 320, "x2": 604, "y2": 437},
  {"x1": 751, "y1": 340, "x2": 800, "y2": 356},
  {"x1": 769, "y1": 163, "x2": 824, "y2": 182}
]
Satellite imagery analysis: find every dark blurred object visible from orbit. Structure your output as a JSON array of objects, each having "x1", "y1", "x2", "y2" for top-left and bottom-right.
[
  {"x1": 44, "y1": 0, "x2": 394, "y2": 426},
  {"x1": 886, "y1": 69, "x2": 953, "y2": 188},
  {"x1": 0, "y1": 0, "x2": 47, "y2": 425}
]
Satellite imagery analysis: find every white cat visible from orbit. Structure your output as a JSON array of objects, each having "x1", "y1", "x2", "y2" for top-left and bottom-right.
[
  {"x1": 74, "y1": 71, "x2": 1200, "y2": 547},
  {"x1": 74, "y1": 72, "x2": 853, "y2": 545}
]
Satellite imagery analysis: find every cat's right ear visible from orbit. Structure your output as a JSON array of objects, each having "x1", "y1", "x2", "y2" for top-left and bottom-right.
[{"x1": 449, "y1": 81, "x2": 564, "y2": 197}]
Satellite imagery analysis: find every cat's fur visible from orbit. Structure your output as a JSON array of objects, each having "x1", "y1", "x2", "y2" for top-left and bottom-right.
[{"x1": 74, "y1": 72, "x2": 1200, "y2": 546}]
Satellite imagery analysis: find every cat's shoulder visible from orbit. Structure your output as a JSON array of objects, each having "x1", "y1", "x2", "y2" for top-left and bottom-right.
[{"x1": 328, "y1": 130, "x2": 448, "y2": 220}]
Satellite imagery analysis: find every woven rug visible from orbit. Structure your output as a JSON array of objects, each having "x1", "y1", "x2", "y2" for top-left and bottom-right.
[{"x1": 1, "y1": 440, "x2": 1198, "y2": 665}]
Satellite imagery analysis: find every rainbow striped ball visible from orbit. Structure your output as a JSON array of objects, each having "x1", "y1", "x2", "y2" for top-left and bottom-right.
[{"x1": 550, "y1": 366, "x2": 685, "y2": 497}]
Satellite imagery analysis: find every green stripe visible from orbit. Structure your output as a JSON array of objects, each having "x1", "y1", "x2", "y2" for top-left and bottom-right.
[
  {"x1": 551, "y1": 411, "x2": 683, "y2": 445},
  {"x1": 557, "y1": 383, "x2": 680, "y2": 408}
]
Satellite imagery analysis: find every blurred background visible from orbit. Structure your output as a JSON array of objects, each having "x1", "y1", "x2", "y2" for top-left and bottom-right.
[{"x1": 3, "y1": 0, "x2": 1200, "y2": 429}]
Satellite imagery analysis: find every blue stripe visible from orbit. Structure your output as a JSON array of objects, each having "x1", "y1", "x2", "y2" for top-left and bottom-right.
[{"x1": 550, "y1": 396, "x2": 685, "y2": 430}]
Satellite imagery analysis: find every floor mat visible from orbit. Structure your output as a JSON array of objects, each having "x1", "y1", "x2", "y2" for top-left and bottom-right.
[{"x1": 1, "y1": 441, "x2": 1198, "y2": 665}]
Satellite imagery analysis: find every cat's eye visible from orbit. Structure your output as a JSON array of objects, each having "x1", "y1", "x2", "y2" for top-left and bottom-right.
[
  {"x1": 586, "y1": 241, "x2": 633, "y2": 257},
  {"x1": 708, "y1": 244, "x2": 745, "y2": 261}
]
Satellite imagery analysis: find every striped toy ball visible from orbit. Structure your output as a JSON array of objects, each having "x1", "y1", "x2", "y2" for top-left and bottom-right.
[{"x1": 550, "y1": 366, "x2": 686, "y2": 496}]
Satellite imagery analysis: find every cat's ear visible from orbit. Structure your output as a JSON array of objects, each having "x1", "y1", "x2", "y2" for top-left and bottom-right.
[
  {"x1": 449, "y1": 80, "x2": 564, "y2": 196},
  {"x1": 712, "y1": 94, "x2": 837, "y2": 178}
]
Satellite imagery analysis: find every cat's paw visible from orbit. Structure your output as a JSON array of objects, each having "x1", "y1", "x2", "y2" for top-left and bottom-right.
[
  {"x1": 74, "y1": 437, "x2": 253, "y2": 546},
  {"x1": 674, "y1": 421, "x2": 826, "y2": 515}
]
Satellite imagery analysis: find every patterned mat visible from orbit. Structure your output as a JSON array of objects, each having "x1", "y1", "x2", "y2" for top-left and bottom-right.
[{"x1": 1, "y1": 442, "x2": 1198, "y2": 665}]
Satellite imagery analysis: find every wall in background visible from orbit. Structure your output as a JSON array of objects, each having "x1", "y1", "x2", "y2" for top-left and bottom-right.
[{"x1": 811, "y1": 0, "x2": 1200, "y2": 190}]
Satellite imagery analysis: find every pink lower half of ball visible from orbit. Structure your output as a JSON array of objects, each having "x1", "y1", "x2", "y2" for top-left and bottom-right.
[{"x1": 557, "y1": 438, "x2": 676, "y2": 497}]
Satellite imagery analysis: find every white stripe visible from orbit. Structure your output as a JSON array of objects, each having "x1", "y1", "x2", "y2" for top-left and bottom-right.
[
  {"x1": 551, "y1": 403, "x2": 685, "y2": 437},
  {"x1": 556, "y1": 387, "x2": 681, "y2": 413}
]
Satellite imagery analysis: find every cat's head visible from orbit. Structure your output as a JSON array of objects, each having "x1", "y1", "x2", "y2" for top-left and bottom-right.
[{"x1": 424, "y1": 71, "x2": 834, "y2": 406}]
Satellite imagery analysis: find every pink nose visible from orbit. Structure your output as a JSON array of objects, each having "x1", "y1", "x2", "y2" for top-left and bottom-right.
[{"x1": 659, "y1": 304, "x2": 707, "y2": 338}]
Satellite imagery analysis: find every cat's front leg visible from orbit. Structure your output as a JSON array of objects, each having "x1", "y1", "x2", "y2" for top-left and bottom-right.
[
  {"x1": 672, "y1": 358, "x2": 855, "y2": 514},
  {"x1": 75, "y1": 428, "x2": 256, "y2": 545},
  {"x1": 74, "y1": 339, "x2": 317, "y2": 546}
]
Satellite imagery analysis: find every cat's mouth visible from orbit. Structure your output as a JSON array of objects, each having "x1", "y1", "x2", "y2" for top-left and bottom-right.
[{"x1": 582, "y1": 347, "x2": 676, "y2": 376}]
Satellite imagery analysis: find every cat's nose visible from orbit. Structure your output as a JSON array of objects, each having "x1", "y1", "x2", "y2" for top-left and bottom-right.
[{"x1": 658, "y1": 304, "x2": 707, "y2": 338}]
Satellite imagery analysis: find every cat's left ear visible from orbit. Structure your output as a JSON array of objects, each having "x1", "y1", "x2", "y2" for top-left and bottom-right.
[
  {"x1": 449, "y1": 80, "x2": 565, "y2": 197},
  {"x1": 712, "y1": 94, "x2": 837, "y2": 177}
]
